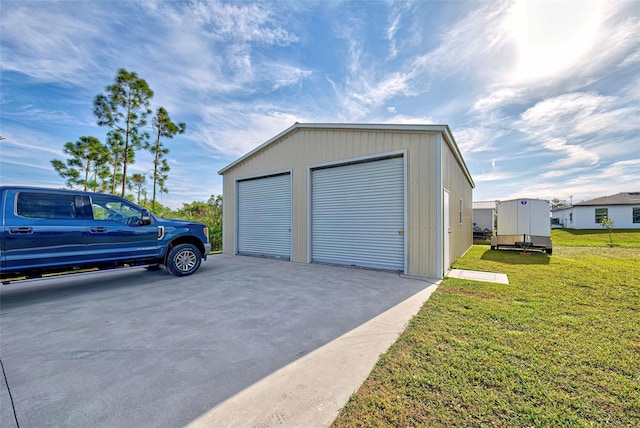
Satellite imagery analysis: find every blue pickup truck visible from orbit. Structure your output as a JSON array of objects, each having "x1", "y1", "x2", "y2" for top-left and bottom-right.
[{"x1": 0, "y1": 186, "x2": 211, "y2": 282}]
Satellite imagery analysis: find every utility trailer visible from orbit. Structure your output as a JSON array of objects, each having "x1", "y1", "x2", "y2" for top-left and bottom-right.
[{"x1": 491, "y1": 198, "x2": 552, "y2": 254}]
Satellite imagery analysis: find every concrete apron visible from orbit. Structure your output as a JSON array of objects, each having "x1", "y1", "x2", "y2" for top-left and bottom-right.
[
  {"x1": 187, "y1": 281, "x2": 440, "y2": 428},
  {"x1": 446, "y1": 269, "x2": 509, "y2": 284}
]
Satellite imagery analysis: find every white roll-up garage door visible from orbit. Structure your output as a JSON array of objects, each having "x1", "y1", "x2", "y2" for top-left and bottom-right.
[
  {"x1": 311, "y1": 156, "x2": 404, "y2": 271},
  {"x1": 237, "y1": 173, "x2": 291, "y2": 259}
]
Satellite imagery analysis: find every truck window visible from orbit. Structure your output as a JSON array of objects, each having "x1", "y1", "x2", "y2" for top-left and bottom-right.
[
  {"x1": 91, "y1": 196, "x2": 144, "y2": 225},
  {"x1": 16, "y1": 192, "x2": 77, "y2": 220}
]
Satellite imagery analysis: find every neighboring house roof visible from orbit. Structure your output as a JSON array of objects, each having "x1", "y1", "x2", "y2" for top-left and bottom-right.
[
  {"x1": 217, "y1": 122, "x2": 474, "y2": 188},
  {"x1": 473, "y1": 201, "x2": 497, "y2": 210},
  {"x1": 574, "y1": 192, "x2": 640, "y2": 206}
]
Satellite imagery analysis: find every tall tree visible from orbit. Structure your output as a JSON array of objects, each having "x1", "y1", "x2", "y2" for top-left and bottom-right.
[
  {"x1": 551, "y1": 198, "x2": 571, "y2": 211},
  {"x1": 51, "y1": 136, "x2": 110, "y2": 191},
  {"x1": 51, "y1": 159, "x2": 80, "y2": 189},
  {"x1": 105, "y1": 131, "x2": 127, "y2": 195},
  {"x1": 129, "y1": 173, "x2": 147, "y2": 203},
  {"x1": 94, "y1": 69, "x2": 153, "y2": 197},
  {"x1": 149, "y1": 106, "x2": 185, "y2": 208},
  {"x1": 107, "y1": 131, "x2": 124, "y2": 195}
]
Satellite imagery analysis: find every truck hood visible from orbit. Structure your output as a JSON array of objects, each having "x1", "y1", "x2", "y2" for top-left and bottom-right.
[{"x1": 155, "y1": 217, "x2": 202, "y2": 227}]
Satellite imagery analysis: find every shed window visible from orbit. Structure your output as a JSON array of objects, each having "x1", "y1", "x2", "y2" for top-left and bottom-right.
[
  {"x1": 633, "y1": 207, "x2": 640, "y2": 224},
  {"x1": 595, "y1": 208, "x2": 608, "y2": 224},
  {"x1": 459, "y1": 198, "x2": 463, "y2": 224}
]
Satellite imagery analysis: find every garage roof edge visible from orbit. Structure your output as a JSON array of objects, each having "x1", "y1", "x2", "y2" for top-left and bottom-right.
[{"x1": 218, "y1": 123, "x2": 475, "y2": 187}]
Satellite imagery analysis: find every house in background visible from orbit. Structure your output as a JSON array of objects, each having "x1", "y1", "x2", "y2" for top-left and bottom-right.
[
  {"x1": 551, "y1": 192, "x2": 640, "y2": 229},
  {"x1": 218, "y1": 123, "x2": 474, "y2": 279},
  {"x1": 472, "y1": 200, "x2": 496, "y2": 236}
]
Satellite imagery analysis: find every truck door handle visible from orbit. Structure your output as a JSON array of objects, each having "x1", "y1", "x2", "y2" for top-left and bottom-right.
[
  {"x1": 91, "y1": 226, "x2": 107, "y2": 233},
  {"x1": 9, "y1": 227, "x2": 33, "y2": 234}
]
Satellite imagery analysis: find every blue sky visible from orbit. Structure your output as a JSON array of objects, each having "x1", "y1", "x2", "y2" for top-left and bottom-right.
[{"x1": 1, "y1": 0, "x2": 639, "y2": 208}]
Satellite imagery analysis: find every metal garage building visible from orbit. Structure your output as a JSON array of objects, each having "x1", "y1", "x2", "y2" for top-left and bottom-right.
[{"x1": 218, "y1": 123, "x2": 474, "y2": 279}]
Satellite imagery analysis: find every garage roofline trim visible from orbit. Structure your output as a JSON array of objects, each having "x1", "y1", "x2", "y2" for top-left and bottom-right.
[{"x1": 217, "y1": 123, "x2": 475, "y2": 188}]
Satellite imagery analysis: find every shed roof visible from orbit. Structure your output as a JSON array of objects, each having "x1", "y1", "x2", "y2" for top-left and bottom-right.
[
  {"x1": 574, "y1": 192, "x2": 640, "y2": 206},
  {"x1": 218, "y1": 123, "x2": 474, "y2": 188},
  {"x1": 473, "y1": 201, "x2": 497, "y2": 210}
]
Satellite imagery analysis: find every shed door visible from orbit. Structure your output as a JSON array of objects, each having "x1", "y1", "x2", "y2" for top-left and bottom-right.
[
  {"x1": 237, "y1": 173, "x2": 291, "y2": 259},
  {"x1": 311, "y1": 157, "x2": 404, "y2": 271}
]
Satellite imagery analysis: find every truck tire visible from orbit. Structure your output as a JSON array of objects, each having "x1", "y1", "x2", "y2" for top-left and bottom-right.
[{"x1": 166, "y1": 243, "x2": 201, "y2": 276}]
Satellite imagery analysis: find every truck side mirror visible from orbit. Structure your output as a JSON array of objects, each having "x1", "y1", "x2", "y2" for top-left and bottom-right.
[{"x1": 140, "y1": 209, "x2": 152, "y2": 225}]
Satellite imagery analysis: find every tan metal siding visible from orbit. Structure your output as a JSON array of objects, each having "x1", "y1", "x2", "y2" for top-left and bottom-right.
[
  {"x1": 222, "y1": 129, "x2": 444, "y2": 277},
  {"x1": 441, "y1": 140, "x2": 473, "y2": 266},
  {"x1": 406, "y1": 133, "x2": 438, "y2": 277}
]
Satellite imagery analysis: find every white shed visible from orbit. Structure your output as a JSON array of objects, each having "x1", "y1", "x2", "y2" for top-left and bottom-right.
[{"x1": 472, "y1": 200, "x2": 496, "y2": 236}]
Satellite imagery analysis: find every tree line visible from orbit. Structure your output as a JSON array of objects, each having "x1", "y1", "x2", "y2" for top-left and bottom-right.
[
  {"x1": 145, "y1": 195, "x2": 223, "y2": 252},
  {"x1": 51, "y1": 69, "x2": 222, "y2": 251}
]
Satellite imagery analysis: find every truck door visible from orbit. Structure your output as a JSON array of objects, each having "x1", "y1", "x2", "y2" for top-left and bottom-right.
[
  {"x1": 3, "y1": 190, "x2": 87, "y2": 272},
  {"x1": 85, "y1": 195, "x2": 160, "y2": 263}
]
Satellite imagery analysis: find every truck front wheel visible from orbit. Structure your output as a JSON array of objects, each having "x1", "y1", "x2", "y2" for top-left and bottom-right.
[{"x1": 166, "y1": 243, "x2": 202, "y2": 276}]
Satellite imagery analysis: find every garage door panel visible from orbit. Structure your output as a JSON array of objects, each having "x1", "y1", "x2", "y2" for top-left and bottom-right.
[
  {"x1": 311, "y1": 157, "x2": 404, "y2": 271},
  {"x1": 237, "y1": 174, "x2": 291, "y2": 259}
]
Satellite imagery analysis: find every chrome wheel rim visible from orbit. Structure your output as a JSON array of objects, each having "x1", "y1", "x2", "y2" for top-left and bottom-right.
[{"x1": 176, "y1": 250, "x2": 197, "y2": 271}]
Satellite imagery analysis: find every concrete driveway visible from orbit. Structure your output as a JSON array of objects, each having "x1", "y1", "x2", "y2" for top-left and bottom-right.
[{"x1": 0, "y1": 255, "x2": 434, "y2": 427}]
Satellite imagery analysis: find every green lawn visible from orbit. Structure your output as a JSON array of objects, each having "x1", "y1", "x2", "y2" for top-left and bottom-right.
[
  {"x1": 332, "y1": 236, "x2": 640, "y2": 427},
  {"x1": 552, "y1": 228, "x2": 640, "y2": 247}
]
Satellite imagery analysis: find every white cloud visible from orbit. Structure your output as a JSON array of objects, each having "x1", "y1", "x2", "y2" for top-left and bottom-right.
[
  {"x1": 512, "y1": 92, "x2": 640, "y2": 171},
  {"x1": 265, "y1": 62, "x2": 312, "y2": 91},
  {"x1": 1, "y1": 0, "x2": 307, "y2": 100},
  {"x1": 518, "y1": 92, "x2": 640, "y2": 139},
  {"x1": 540, "y1": 166, "x2": 592, "y2": 179},
  {"x1": 474, "y1": 171, "x2": 517, "y2": 182},
  {"x1": 203, "y1": 0, "x2": 299, "y2": 46},
  {"x1": 350, "y1": 72, "x2": 417, "y2": 107},
  {"x1": 502, "y1": 158, "x2": 640, "y2": 202},
  {"x1": 453, "y1": 126, "x2": 506, "y2": 154},
  {"x1": 2, "y1": 105, "x2": 83, "y2": 126},
  {"x1": 192, "y1": 103, "x2": 312, "y2": 157},
  {"x1": 472, "y1": 88, "x2": 528, "y2": 115},
  {"x1": 379, "y1": 114, "x2": 437, "y2": 125},
  {"x1": 332, "y1": 1, "x2": 516, "y2": 119},
  {"x1": 0, "y1": 3, "x2": 111, "y2": 85},
  {"x1": 619, "y1": 49, "x2": 640, "y2": 68},
  {"x1": 386, "y1": 12, "x2": 401, "y2": 59},
  {"x1": 468, "y1": 1, "x2": 640, "y2": 121},
  {"x1": 415, "y1": 1, "x2": 514, "y2": 77},
  {"x1": 596, "y1": 158, "x2": 640, "y2": 180}
]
